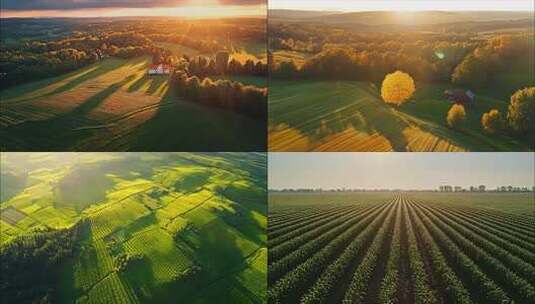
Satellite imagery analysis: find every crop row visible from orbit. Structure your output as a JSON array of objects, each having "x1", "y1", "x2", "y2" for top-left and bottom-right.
[
  {"x1": 269, "y1": 205, "x2": 364, "y2": 249},
  {"x1": 301, "y1": 199, "x2": 398, "y2": 304},
  {"x1": 417, "y1": 201, "x2": 535, "y2": 280},
  {"x1": 268, "y1": 195, "x2": 534, "y2": 304},
  {"x1": 270, "y1": 205, "x2": 373, "y2": 263},
  {"x1": 412, "y1": 201, "x2": 535, "y2": 303},
  {"x1": 269, "y1": 203, "x2": 387, "y2": 285},
  {"x1": 269, "y1": 205, "x2": 355, "y2": 239},
  {"x1": 268, "y1": 201, "x2": 393, "y2": 303}
]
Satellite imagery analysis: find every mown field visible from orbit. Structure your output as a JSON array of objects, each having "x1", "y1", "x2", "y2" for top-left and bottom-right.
[
  {"x1": 0, "y1": 152, "x2": 267, "y2": 303},
  {"x1": 268, "y1": 191, "x2": 535, "y2": 304},
  {"x1": 0, "y1": 56, "x2": 266, "y2": 151},
  {"x1": 268, "y1": 77, "x2": 530, "y2": 152}
]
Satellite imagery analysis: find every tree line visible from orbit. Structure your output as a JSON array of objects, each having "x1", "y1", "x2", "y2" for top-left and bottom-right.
[
  {"x1": 271, "y1": 30, "x2": 529, "y2": 86},
  {"x1": 0, "y1": 32, "x2": 154, "y2": 89},
  {"x1": 162, "y1": 51, "x2": 267, "y2": 119}
]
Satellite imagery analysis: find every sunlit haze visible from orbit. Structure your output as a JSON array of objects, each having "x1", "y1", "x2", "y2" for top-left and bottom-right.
[
  {"x1": 268, "y1": 153, "x2": 534, "y2": 190},
  {"x1": 269, "y1": 0, "x2": 533, "y2": 12},
  {"x1": 1, "y1": 0, "x2": 266, "y2": 18}
]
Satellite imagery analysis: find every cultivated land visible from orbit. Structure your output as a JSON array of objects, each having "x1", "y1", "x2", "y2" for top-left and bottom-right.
[
  {"x1": 267, "y1": 191, "x2": 535, "y2": 303},
  {"x1": 269, "y1": 80, "x2": 528, "y2": 152},
  {"x1": 0, "y1": 18, "x2": 267, "y2": 151},
  {"x1": 268, "y1": 11, "x2": 533, "y2": 152},
  {"x1": 0, "y1": 56, "x2": 265, "y2": 151},
  {"x1": 0, "y1": 152, "x2": 267, "y2": 303}
]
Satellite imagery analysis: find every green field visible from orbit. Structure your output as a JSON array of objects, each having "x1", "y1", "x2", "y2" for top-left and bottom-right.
[
  {"x1": 0, "y1": 57, "x2": 266, "y2": 151},
  {"x1": 268, "y1": 191, "x2": 535, "y2": 303},
  {"x1": 0, "y1": 152, "x2": 267, "y2": 303},
  {"x1": 268, "y1": 80, "x2": 530, "y2": 152}
]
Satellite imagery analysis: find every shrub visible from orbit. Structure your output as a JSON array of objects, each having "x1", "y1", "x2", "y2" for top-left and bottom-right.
[
  {"x1": 381, "y1": 70, "x2": 416, "y2": 105},
  {"x1": 507, "y1": 87, "x2": 535, "y2": 139},
  {"x1": 481, "y1": 109, "x2": 503, "y2": 134},
  {"x1": 447, "y1": 104, "x2": 466, "y2": 128}
]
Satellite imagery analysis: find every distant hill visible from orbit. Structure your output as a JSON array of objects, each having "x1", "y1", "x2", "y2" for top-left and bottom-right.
[
  {"x1": 269, "y1": 10, "x2": 533, "y2": 31},
  {"x1": 269, "y1": 9, "x2": 341, "y2": 21}
]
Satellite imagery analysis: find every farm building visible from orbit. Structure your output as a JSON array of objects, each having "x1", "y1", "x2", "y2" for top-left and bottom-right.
[
  {"x1": 444, "y1": 89, "x2": 475, "y2": 105},
  {"x1": 148, "y1": 63, "x2": 172, "y2": 76}
]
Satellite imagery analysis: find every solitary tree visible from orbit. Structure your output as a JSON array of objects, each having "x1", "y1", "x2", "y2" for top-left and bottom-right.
[
  {"x1": 381, "y1": 70, "x2": 416, "y2": 105},
  {"x1": 507, "y1": 87, "x2": 535, "y2": 139},
  {"x1": 481, "y1": 109, "x2": 503, "y2": 134},
  {"x1": 447, "y1": 104, "x2": 466, "y2": 128}
]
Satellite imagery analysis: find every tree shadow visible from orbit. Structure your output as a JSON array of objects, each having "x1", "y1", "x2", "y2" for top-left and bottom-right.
[
  {"x1": 119, "y1": 87, "x2": 267, "y2": 151},
  {"x1": 269, "y1": 80, "x2": 410, "y2": 151},
  {"x1": 146, "y1": 77, "x2": 167, "y2": 95},
  {"x1": 127, "y1": 75, "x2": 151, "y2": 93},
  {"x1": 49, "y1": 59, "x2": 128, "y2": 96},
  {"x1": 0, "y1": 75, "x2": 136, "y2": 151}
]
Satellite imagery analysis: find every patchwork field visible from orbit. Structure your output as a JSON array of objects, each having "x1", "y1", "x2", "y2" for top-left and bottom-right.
[
  {"x1": 0, "y1": 152, "x2": 267, "y2": 303},
  {"x1": 268, "y1": 191, "x2": 535, "y2": 303},
  {"x1": 268, "y1": 80, "x2": 529, "y2": 152},
  {"x1": 0, "y1": 57, "x2": 266, "y2": 151}
]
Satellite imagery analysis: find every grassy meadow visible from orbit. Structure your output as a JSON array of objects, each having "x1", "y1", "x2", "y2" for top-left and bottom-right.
[
  {"x1": 269, "y1": 79, "x2": 528, "y2": 151},
  {"x1": 0, "y1": 152, "x2": 267, "y2": 303}
]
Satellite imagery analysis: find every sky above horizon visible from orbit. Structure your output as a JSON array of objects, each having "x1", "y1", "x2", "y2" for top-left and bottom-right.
[
  {"x1": 270, "y1": 0, "x2": 533, "y2": 12},
  {"x1": 268, "y1": 153, "x2": 534, "y2": 190},
  {"x1": 0, "y1": 0, "x2": 266, "y2": 18}
]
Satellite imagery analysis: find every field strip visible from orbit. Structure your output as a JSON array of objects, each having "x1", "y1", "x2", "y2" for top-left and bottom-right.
[
  {"x1": 269, "y1": 205, "x2": 354, "y2": 238},
  {"x1": 438, "y1": 205, "x2": 535, "y2": 251},
  {"x1": 335, "y1": 199, "x2": 398, "y2": 304},
  {"x1": 406, "y1": 199, "x2": 473, "y2": 303},
  {"x1": 415, "y1": 201, "x2": 535, "y2": 283},
  {"x1": 269, "y1": 205, "x2": 378, "y2": 263},
  {"x1": 413, "y1": 201, "x2": 535, "y2": 302},
  {"x1": 401, "y1": 198, "x2": 438, "y2": 304},
  {"x1": 410, "y1": 200, "x2": 514, "y2": 303},
  {"x1": 268, "y1": 201, "x2": 394, "y2": 303},
  {"x1": 268, "y1": 205, "x2": 343, "y2": 229},
  {"x1": 425, "y1": 203, "x2": 535, "y2": 263},
  {"x1": 268, "y1": 203, "x2": 389, "y2": 284}
]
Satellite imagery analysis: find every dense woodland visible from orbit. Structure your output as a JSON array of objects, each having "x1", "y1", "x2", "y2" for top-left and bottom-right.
[
  {"x1": 271, "y1": 24, "x2": 530, "y2": 88},
  {"x1": 0, "y1": 220, "x2": 89, "y2": 303}
]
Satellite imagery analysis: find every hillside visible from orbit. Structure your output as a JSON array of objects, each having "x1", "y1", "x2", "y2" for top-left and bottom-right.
[{"x1": 269, "y1": 10, "x2": 533, "y2": 32}]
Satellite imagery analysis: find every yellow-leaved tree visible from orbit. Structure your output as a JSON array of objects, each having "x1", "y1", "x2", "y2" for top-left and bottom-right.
[
  {"x1": 447, "y1": 104, "x2": 466, "y2": 128},
  {"x1": 381, "y1": 70, "x2": 416, "y2": 105}
]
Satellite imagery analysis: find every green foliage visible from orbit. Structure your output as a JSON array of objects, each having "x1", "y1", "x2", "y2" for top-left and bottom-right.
[
  {"x1": 507, "y1": 87, "x2": 535, "y2": 141},
  {"x1": 446, "y1": 104, "x2": 466, "y2": 129},
  {"x1": 269, "y1": 192, "x2": 534, "y2": 304},
  {"x1": 481, "y1": 109, "x2": 504, "y2": 134}
]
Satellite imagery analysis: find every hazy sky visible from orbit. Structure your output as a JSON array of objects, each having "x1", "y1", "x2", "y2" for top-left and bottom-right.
[
  {"x1": 269, "y1": 0, "x2": 533, "y2": 11},
  {"x1": 1, "y1": 0, "x2": 266, "y2": 18},
  {"x1": 269, "y1": 153, "x2": 535, "y2": 190}
]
